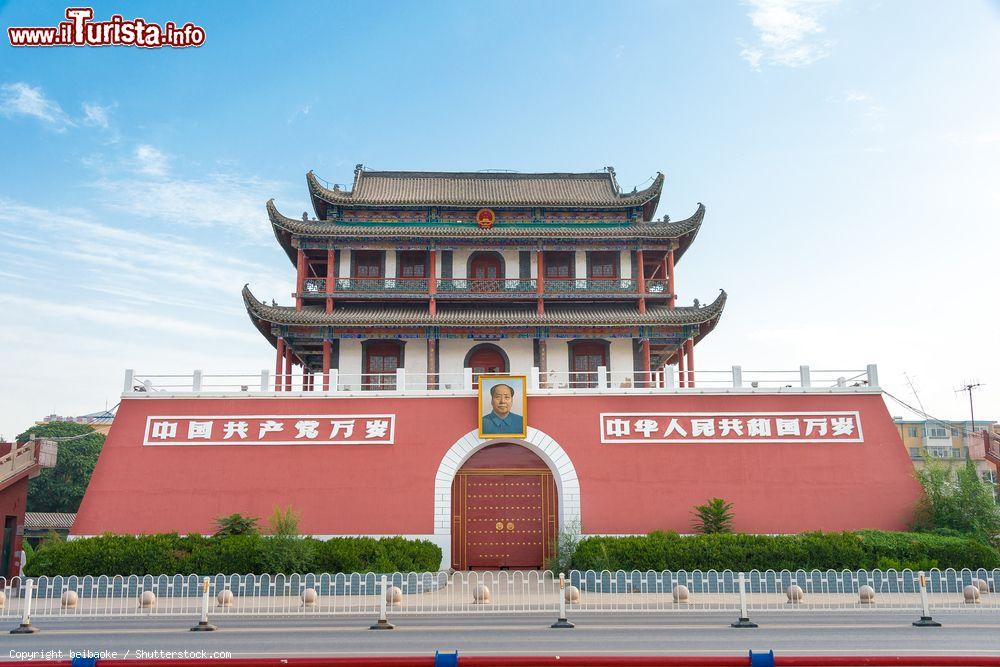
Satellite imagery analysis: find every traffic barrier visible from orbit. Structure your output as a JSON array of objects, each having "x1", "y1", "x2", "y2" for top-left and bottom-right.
[
  {"x1": 190, "y1": 576, "x2": 216, "y2": 632},
  {"x1": 550, "y1": 573, "x2": 573, "y2": 628},
  {"x1": 3, "y1": 567, "x2": 998, "y2": 632},
  {"x1": 369, "y1": 575, "x2": 394, "y2": 630},
  {"x1": 10, "y1": 655, "x2": 1000, "y2": 667}
]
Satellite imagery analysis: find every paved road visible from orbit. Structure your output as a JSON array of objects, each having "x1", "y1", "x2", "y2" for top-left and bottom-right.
[{"x1": 4, "y1": 613, "x2": 1000, "y2": 661}]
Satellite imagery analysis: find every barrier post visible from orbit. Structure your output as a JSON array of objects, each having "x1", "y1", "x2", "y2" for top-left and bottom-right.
[
  {"x1": 913, "y1": 570, "x2": 941, "y2": 627},
  {"x1": 123, "y1": 369, "x2": 135, "y2": 394},
  {"x1": 190, "y1": 576, "x2": 217, "y2": 631},
  {"x1": 370, "y1": 574, "x2": 394, "y2": 630},
  {"x1": 551, "y1": 572, "x2": 574, "y2": 628},
  {"x1": 10, "y1": 578, "x2": 38, "y2": 634},
  {"x1": 731, "y1": 572, "x2": 757, "y2": 628}
]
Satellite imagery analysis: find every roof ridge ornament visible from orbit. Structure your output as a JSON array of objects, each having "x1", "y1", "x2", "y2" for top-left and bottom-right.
[{"x1": 604, "y1": 166, "x2": 620, "y2": 194}]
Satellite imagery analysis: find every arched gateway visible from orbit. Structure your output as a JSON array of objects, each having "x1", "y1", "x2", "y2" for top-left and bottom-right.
[
  {"x1": 434, "y1": 427, "x2": 580, "y2": 571},
  {"x1": 451, "y1": 443, "x2": 556, "y2": 570}
]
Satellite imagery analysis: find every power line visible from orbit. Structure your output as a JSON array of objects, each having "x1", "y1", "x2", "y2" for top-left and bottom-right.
[{"x1": 882, "y1": 390, "x2": 984, "y2": 439}]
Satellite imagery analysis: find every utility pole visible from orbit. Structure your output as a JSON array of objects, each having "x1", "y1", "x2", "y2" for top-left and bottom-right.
[{"x1": 956, "y1": 382, "x2": 984, "y2": 434}]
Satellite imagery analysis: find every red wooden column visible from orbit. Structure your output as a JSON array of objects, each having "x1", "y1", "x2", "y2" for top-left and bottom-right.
[
  {"x1": 284, "y1": 345, "x2": 293, "y2": 391},
  {"x1": 325, "y1": 249, "x2": 335, "y2": 314},
  {"x1": 641, "y1": 338, "x2": 652, "y2": 387},
  {"x1": 274, "y1": 337, "x2": 285, "y2": 391},
  {"x1": 296, "y1": 248, "x2": 306, "y2": 311},
  {"x1": 665, "y1": 249, "x2": 676, "y2": 310},
  {"x1": 636, "y1": 249, "x2": 647, "y2": 314},
  {"x1": 428, "y1": 249, "x2": 437, "y2": 316},
  {"x1": 685, "y1": 337, "x2": 696, "y2": 387},
  {"x1": 677, "y1": 342, "x2": 686, "y2": 388},
  {"x1": 536, "y1": 250, "x2": 545, "y2": 315},
  {"x1": 322, "y1": 339, "x2": 332, "y2": 391}
]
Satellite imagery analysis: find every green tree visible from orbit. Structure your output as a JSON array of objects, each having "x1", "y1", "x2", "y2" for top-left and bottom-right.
[
  {"x1": 213, "y1": 513, "x2": 260, "y2": 536},
  {"x1": 19, "y1": 422, "x2": 104, "y2": 513},
  {"x1": 913, "y1": 457, "x2": 1000, "y2": 544},
  {"x1": 691, "y1": 497, "x2": 735, "y2": 534}
]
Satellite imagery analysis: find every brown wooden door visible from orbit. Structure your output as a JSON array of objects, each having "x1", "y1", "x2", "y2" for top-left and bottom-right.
[
  {"x1": 469, "y1": 254, "x2": 502, "y2": 292},
  {"x1": 570, "y1": 342, "x2": 607, "y2": 388},
  {"x1": 451, "y1": 443, "x2": 557, "y2": 570}
]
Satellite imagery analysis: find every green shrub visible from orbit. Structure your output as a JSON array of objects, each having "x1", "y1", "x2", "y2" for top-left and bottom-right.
[
  {"x1": 691, "y1": 498, "x2": 734, "y2": 534},
  {"x1": 24, "y1": 533, "x2": 442, "y2": 576},
  {"x1": 213, "y1": 513, "x2": 260, "y2": 537},
  {"x1": 570, "y1": 530, "x2": 1000, "y2": 572},
  {"x1": 268, "y1": 506, "x2": 300, "y2": 537}
]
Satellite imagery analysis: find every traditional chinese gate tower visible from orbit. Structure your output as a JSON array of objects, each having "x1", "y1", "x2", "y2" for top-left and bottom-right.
[
  {"x1": 244, "y1": 166, "x2": 724, "y2": 390},
  {"x1": 73, "y1": 163, "x2": 923, "y2": 571}
]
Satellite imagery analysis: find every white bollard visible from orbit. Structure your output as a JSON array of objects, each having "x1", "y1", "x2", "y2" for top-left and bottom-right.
[
  {"x1": 190, "y1": 576, "x2": 217, "y2": 632},
  {"x1": 123, "y1": 369, "x2": 135, "y2": 394},
  {"x1": 550, "y1": 573, "x2": 574, "y2": 628},
  {"x1": 731, "y1": 572, "x2": 757, "y2": 628},
  {"x1": 913, "y1": 571, "x2": 941, "y2": 627},
  {"x1": 463, "y1": 367, "x2": 474, "y2": 391},
  {"x1": 731, "y1": 365, "x2": 743, "y2": 388},
  {"x1": 370, "y1": 575, "x2": 394, "y2": 630},
  {"x1": 10, "y1": 578, "x2": 38, "y2": 634},
  {"x1": 259, "y1": 370, "x2": 269, "y2": 391},
  {"x1": 192, "y1": 369, "x2": 203, "y2": 392}
]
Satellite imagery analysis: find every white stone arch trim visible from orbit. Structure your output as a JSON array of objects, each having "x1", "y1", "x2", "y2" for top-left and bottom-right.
[{"x1": 433, "y1": 427, "x2": 581, "y2": 537}]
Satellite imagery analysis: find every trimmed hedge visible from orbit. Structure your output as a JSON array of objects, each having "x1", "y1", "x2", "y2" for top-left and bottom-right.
[
  {"x1": 24, "y1": 534, "x2": 442, "y2": 577},
  {"x1": 570, "y1": 531, "x2": 1000, "y2": 572}
]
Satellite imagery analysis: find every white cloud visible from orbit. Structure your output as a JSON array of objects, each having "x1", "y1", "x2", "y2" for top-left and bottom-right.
[
  {"x1": 82, "y1": 101, "x2": 113, "y2": 128},
  {"x1": 0, "y1": 198, "x2": 288, "y2": 298},
  {"x1": 0, "y1": 293, "x2": 260, "y2": 342},
  {"x1": 841, "y1": 89, "x2": 887, "y2": 131},
  {"x1": 0, "y1": 82, "x2": 73, "y2": 128},
  {"x1": 943, "y1": 129, "x2": 1000, "y2": 147},
  {"x1": 78, "y1": 144, "x2": 288, "y2": 239},
  {"x1": 739, "y1": 0, "x2": 838, "y2": 70},
  {"x1": 287, "y1": 103, "x2": 311, "y2": 124},
  {"x1": 134, "y1": 144, "x2": 169, "y2": 176}
]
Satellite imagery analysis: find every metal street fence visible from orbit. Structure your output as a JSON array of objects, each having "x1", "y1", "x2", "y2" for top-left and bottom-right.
[{"x1": 2, "y1": 568, "x2": 998, "y2": 629}]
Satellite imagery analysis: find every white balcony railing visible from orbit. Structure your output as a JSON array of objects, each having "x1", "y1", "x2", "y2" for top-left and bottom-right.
[{"x1": 122, "y1": 365, "x2": 880, "y2": 396}]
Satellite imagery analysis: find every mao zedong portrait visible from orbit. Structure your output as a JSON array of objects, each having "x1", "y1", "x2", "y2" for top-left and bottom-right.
[{"x1": 481, "y1": 382, "x2": 524, "y2": 435}]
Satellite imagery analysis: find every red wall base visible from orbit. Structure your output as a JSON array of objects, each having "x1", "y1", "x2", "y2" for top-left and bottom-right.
[{"x1": 73, "y1": 392, "x2": 922, "y2": 538}]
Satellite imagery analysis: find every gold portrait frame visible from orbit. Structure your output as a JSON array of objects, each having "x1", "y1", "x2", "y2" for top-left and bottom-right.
[{"x1": 477, "y1": 374, "x2": 528, "y2": 439}]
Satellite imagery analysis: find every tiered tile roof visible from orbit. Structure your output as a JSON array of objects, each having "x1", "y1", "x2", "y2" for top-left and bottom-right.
[
  {"x1": 307, "y1": 168, "x2": 664, "y2": 213},
  {"x1": 244, "y1": 285, "x2": 725, "y2": 329}
]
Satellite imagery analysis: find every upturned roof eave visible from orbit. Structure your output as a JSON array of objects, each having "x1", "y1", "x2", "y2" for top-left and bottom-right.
[
  {"x1": 306, "y1": 169, "x2": 665, "y2": 212},
  {"x1": 269, "y1": 199, "x2": 704, "y2": 247},
  {"x1": 243, "y1": 284, "x2": 726, "y2": 329}
]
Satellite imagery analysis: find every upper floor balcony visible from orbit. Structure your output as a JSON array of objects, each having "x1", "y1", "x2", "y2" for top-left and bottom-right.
[{"x1": 300, "y1": 277, "x2": 671, "y2": 299}]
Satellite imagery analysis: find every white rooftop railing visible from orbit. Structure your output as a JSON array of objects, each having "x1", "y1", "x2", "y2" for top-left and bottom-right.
[{"x1": 122, "y1": 365, "x2": 880, "y2": 396}]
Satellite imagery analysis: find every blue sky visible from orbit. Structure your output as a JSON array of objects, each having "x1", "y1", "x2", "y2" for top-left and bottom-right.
[{"x1": 1, "y1": 1, "x2": 998, "y2": 438}]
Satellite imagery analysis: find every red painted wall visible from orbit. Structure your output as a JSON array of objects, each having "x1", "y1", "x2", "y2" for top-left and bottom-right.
[
  {"x1": 73, "y1": 392, "x2": 922, "y2": 537},
  {"x1": 1, "y1": 476, "x2": 28, "y2": 577}
]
